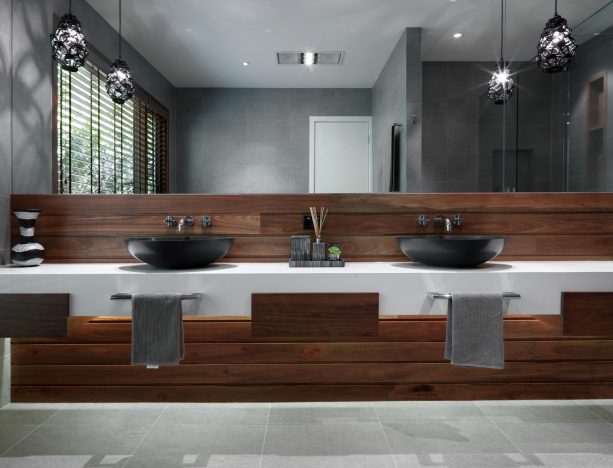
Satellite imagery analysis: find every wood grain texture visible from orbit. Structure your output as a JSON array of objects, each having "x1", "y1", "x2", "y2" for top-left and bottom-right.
[
  {"x1": 13, "y1": 382, "x2": 613, "y2": 403},
  {"x1": 251, "y1": 293, "x2": 379, "y2": 337},
  {"x1": 0, "y1": 294, "x2": 69, "y2": 338},
  {"x1": 11, "y1": 193, "x2": 613, "y2": 262},
  {"x1": 563, "y1": 292, "x2": 613, "y2": 336}
]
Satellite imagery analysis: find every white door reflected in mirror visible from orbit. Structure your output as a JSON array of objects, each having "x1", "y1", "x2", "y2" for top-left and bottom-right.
[{"x1": 309, "y1": 116, "x2": 372, "y2": 193}]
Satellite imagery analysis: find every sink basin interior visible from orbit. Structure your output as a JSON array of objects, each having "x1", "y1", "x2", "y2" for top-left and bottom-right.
[{"x1": 125, "y1": 236, "x2": 234, "y2": 269}]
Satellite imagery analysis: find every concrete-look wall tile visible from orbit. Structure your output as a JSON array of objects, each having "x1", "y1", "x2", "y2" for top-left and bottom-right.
[
  {"x1": 176, "y1": 88, "x2": 371, "y2": 193},
  {"x1": 447, "y1": 125, "x2": 478, "y2": 154}
]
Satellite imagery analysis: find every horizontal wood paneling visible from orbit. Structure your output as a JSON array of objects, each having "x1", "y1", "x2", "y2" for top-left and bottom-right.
[
  {"x1": 11, "y1": 193, "x2": 613, "y2": 262},
  {"x1": 251, "y1": 293, "x2": 379, "y2": 337},
  {"x1": 0, "y1": 294, "x2": 69, "y2": 338},
  {"x1": 13, "y1": 339, "x2": 613, "y2": 365},
  {"x1": 12, "y1": 382, "x2": 613, "y2": 403}
]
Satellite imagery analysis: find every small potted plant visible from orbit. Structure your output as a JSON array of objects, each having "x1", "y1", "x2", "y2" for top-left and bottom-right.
[{"x1": 328, "y1": 245, "x2": 341, "y2": 261}]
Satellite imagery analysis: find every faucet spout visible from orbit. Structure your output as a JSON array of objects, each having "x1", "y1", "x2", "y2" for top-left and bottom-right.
[{"x1": 445, "y1": 217, "x2": 452, "y2": 232}]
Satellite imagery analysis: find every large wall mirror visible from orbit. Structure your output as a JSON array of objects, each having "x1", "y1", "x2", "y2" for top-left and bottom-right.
[{"x1": 8, "y1": 0, "x2": 613, "y2": 194}]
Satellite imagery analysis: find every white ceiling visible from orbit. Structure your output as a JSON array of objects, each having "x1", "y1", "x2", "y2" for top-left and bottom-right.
[{"x1": 86, "y1": 0, "x2": 612, "y2": 88}]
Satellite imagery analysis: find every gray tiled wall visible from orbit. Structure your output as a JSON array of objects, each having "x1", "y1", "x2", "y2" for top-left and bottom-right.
[
  {"x1": 10, "y1": 0, "x2": 176, "y2": 194},
  {"x1": 371, "y1": 28, "x2": 422, "y2": 193},
  {"x1": 567, "y1": 31, "x2": 613, "y2": 191},
  {"x1": 423, "y1": 61, "x2": 558, "y2": 192},
  {"x1": 175, "y1": 88, "x2": 371, "y2": 193},
  {"x1": 0, "y1": 0, "x2": 10, "y2": 409}
]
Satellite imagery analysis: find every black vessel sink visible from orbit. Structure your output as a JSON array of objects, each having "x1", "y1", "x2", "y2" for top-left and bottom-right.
[
  {"x1": 125, "y1": 236, "x2": 234, "y2": 269},
  {"x1": 396, "y1": 236, "x2": 505, "y2": 268}
]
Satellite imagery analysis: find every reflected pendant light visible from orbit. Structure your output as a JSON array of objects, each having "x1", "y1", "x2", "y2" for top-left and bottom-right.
[
  {"x1": 50, "y1": 0, "x2": 89, "y2": 72},
  {"x1": 106, "y1": 0, "x2": 134, "y2": 105},
  {"x1": 537, "y1": 0, "x2": 577, "y2": 73},
  {"x1": 488, "y1": 0, "x2": 514, "y2": 105}
]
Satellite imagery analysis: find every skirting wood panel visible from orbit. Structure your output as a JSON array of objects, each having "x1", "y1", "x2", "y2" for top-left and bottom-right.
[
  {"x1": 0, "y1": 294, "x2": 69, "y2": 338},
  {"x1": 11, "y1": 313, "x2": 613, "y2": 402},
  {"x1": 11, "y1": 193, "x2": 613, "y2": 262}
]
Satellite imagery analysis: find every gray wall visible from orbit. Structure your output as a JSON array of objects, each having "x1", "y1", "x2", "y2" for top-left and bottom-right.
[
  {"x1": 371, "y1": 28, "x2": 422, "y2": 193},
  {"x1": 10, "y1": 0, "x2": 176, "y2": 194},
  {"x1": 567, "y1": 31, "x2": 613, "y2": 191},
  {"x1": 175, "y1": 88, "x2": 371, "y2": 193},
  {"x1": 1, "y1": 0, "x2": 11, "y2": 409}
]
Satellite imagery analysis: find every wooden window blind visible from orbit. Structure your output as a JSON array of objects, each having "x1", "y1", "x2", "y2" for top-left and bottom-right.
[{"x1": 56, "y1": 60, "x2": 168, "y2": 194}]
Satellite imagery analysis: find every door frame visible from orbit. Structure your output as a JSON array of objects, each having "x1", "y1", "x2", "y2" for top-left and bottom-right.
[{"x1": 308, "y1": 116, "x2": 373, "y2": 193}]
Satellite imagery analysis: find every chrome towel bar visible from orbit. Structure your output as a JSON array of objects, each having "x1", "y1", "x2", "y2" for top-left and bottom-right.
[
  {"x1": 110, "y1": 293, "x2": 202, "y2": 301},
  {"x1": 430, "y1": 292, "x2": 520, "y2": 300}
]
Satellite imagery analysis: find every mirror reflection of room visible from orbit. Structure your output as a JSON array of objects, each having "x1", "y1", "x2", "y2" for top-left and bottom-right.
[{"x1": 11, "y1": 0, "x2": 613, "y2": 194}]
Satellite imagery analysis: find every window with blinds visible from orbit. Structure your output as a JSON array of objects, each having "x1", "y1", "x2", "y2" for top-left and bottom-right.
[{"x1": 55, "y1": 60, "x2": 168, "y2": 194}]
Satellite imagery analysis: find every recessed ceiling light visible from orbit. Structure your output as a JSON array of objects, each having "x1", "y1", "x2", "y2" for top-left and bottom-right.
[
  {"x1": 242, "y1": 61, "x2": 250, "y2": 66},
  {"x1": 453, "y1": 32, "x2": 462, "y2": 38},
  {"x1": 264, "y1": 28, "x2": 273, "y2": 33},
  {"x1": 302, "y1": 52, "x2": 316, "y2": 65},
  {"x1": 185, "y1": 28, "x2": 192, "y2": 32}
]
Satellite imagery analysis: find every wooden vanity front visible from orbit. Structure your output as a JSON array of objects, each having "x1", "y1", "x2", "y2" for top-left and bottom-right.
[{"x1": 10, "y1": 301, "x2": 613, "y2": 402}]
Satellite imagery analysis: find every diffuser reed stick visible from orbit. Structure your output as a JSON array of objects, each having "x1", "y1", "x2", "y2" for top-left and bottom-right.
[{"x1": 309, "y1": 206, "x2": 328, "y2": 241}]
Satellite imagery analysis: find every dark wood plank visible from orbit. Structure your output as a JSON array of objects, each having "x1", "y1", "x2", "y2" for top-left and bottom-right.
[
  {"x1": 13, "y1": 339, "x2": 613, "y2": 365},
  {"x1": 251, "y1": 293, "x2": 379, "y2": 337},
  {"x1": 13, "y1": 193, "x2": 613, "y2": 215},
  {"x1": 20, "y1": 315, "x2": 557, "y2": 344},
  {"x1": 0, "y1": 294, "x2": 69, "y2": 338},
  {"x1": 12, "y1": 361, "x2": 613, "y2": 386},
  {"x1": 563, "y1": 292, "x2": 613, "y2": 336},
  {"x1": 12, "y1": 382, "x2": 613, "y2": 403}
]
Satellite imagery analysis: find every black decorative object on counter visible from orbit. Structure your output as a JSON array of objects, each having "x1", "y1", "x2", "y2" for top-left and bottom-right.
[
  {"x1": 106, "y1": 0, "x2": 134, "y2": 104},
  {"x1": 11, "y1": 210, "x2": 45, "y2": 267},
  {"x1": 536, "y1": 0, "x2": 577, "y2": 73},
  {"x1": 488, "y1": 0, "x2": 514, "y2": 105},
  {"x1": 50, "y1": 0, "x2": 89, "y2": 72}
]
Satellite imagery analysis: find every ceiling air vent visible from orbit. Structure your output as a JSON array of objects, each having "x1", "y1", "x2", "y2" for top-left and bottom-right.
[{"x1": 276, "y1": 51, "x2": 345, "y2": 65}]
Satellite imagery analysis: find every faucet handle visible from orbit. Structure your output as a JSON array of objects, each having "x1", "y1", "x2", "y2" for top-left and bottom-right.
[
  {"x1": 200, "y1": 215, "x2": 213, "y2": 228},
  {"x1": 416, "y1": 215, "x2": 430, "y2": 227},
  {"x1": 164, "y1": 216, "x2": 177, "y2": 227},
  {"x1": 434, "y1": 214, "x2": 445, "y2": 226},
  {"x1": 452, "y1": 213, "x2": 463, "y2": 226}
]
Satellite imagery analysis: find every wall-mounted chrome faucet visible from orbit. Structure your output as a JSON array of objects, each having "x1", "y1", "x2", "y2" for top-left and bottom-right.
[
  {"x1": 164, "y1": 215, "x2": 212, "y2": 231},
  {"x1": 435, "y1": 213, "x2": 463, "y2": 232}
]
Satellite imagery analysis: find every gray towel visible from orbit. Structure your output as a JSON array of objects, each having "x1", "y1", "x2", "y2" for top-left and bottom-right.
[
  {"x1": 131, "y1": 293, "x2": 184, "y2": 366},
  {"x1": 444, "y1": 292, "x2": 504, "y2": 369}
]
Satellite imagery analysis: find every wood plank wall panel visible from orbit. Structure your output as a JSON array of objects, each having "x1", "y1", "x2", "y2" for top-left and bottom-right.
[
  {"x1": 0, "y1": 294, "x2": 69, "y2": 338},
  {"x1": 563, "y1": 292, "x2": 613, "y2": 336},
  {"x1": 11, "y1": 193, "x2": 613, "y2": 262},
  {"x1": 11, "y1": 311, "x2": 613, "y2": 402},
  {"x1": 251, "y1": 293, "x2": 379, "y2": 337}
]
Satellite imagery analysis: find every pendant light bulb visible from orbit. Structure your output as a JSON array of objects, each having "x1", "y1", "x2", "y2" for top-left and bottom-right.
[
  {"x1": 488, "y1": 0, "x2": 514, "y2": 105},
  {"x1": 50, "y1": 0, "x2": 89, "y2": 72},
  {"x1": 106, "y1": 0, "x2": 134, "y2": 105},
  {"x1": 536, "y1": 0, "x2": 577, "y2": 73}
]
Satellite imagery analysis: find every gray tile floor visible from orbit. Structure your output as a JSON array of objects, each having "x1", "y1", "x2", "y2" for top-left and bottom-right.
[{"x1": 0, "y1": 400, "x2": 612, "y2": 467}]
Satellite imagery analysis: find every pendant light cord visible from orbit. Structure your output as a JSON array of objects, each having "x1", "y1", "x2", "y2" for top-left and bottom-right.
[
  {"x1": 68, "y1": 0, "x2": 71, "y2": 13},
  {"x1": 555, "y1": 0, "x2": 558, "y2": 15},
  {"x1": 499, "y1": 0, "x2": 504, "y2": 61},
  {"x1": 118, "y1": 0, "x2": 122, "y2": 59}
]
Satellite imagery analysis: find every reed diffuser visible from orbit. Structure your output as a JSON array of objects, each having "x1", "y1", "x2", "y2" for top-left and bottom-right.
[{"x1": 310, "y1": 206, "x2": 328, "y2": 260}]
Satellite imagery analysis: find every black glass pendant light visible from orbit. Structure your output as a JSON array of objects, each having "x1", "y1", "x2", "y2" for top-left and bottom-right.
[
  {"x1": 537, "y1": 0, "x2": 577, "y2": 73},
  {"x1": 50, "y1": 0, "x2": 89, "y2": 72},
  {"x1": 106, "y1": 0, "x2": 134, "y2": 105},
  {"x1": 488, "y1": 0, "x2": 514, "y2": 105}
]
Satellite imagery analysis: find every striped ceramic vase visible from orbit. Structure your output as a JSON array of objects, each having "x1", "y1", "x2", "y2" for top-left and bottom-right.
[{"x1": 11, "y1": 210, "x2": 45, "y2": 267}]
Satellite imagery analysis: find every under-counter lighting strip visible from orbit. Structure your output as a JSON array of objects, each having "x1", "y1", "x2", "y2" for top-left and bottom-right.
[
  {"x1": 430, "y1": 292, "x2": 520, "y2": 299},
  {"x1": 110, "y1": 293, "x2": 202, "y2": 301}
]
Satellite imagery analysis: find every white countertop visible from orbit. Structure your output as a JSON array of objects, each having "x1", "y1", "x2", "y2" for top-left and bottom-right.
[{"x1": 1, "y1": 261, "x2": 612, "y2": 316}]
